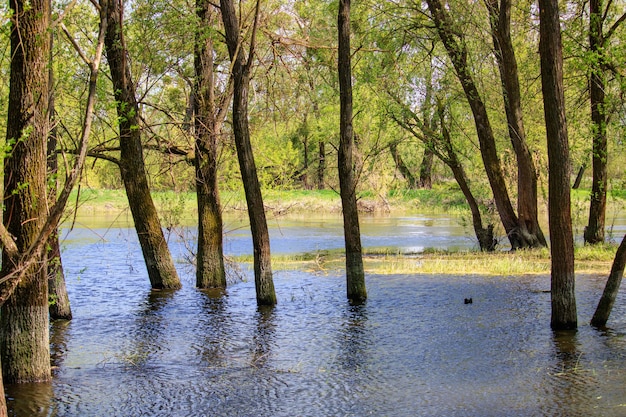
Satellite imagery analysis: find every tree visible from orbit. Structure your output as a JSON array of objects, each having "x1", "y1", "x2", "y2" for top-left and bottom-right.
[
  {"x1": 391, "y1": 100, "x2": 496, "y2": 252},
  {"x1": 591, "y1": 234, "x2": 626, "y2": 327},
  {"x1": 103, "y1": 0, "x2": 181, "y2": 290},
  {"x1": 486, "y1": 0, "x2": 546, "y2": 248},
  {"x1": 1, "y1": 0, "x2": 52, "y2": 386},
  {"x1": 194, "y1": 0, "x2": 230, "y2": 289},
  {"x1": 0, "y1": 0, "x2": 107, "y2": 411},
  {"x1": 583, "y1": 0, "x2": 626, "y2": 244},
  {"x1": 539, "y1": 0, "x2": 578, "y2": 330},
  {"x1": 425, "y1": 0, "x2": 541, "y2": 250},
  {"x1": 47, "y1": 31, "x2": 72, "y2": 321},
  {"x1": 220, "y1": 0, "x2": 276, "y2": 305},
  {"x1": 338, "y1": 0, "x2": 366, "y2": 303}
]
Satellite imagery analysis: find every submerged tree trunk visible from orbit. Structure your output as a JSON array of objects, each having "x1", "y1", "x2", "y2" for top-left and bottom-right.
[
  {"x1": 487, "y1": 0, "x2": 546, "y2": 248},
  {"x1": 220, "y1": 0, "x2": 276, "y2": 305},
  {"x1": 591, "y1": 234, "x2": 626, "y2": 327},
  {"x1": 1, "y1": 0, "x2": 52, "y2": 384},
  {"x1": 539, "y1": 0, "x2": 577, "y2": 330},
  {"x1": 104, "y1": 0, "x2": 181, "y2": 290},
  {"x1": 584, "y1": 0, "x2": 608, "y2": 245},
  {"x1": 338, "y1": 0, "x2": 366, "y2": 303},
  {"x1": 47, "y1": 32, "x2": 72, "y2": 320},
  {"x1": 194, "y1": 0, "x2": 227, "y2": 289}
]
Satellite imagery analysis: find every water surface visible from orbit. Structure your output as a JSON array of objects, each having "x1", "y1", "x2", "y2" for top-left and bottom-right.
[{"x1": 5, "y1": 214, "x2": 626, "y2": 416}]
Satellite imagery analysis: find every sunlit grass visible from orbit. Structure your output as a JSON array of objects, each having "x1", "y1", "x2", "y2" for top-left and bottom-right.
[{"x1": 239, "y1": 244, "x2": 619, "y2": 276}]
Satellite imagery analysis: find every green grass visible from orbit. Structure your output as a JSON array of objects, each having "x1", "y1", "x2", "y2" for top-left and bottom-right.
[
  {"x1": 233, "y1": 244, "x2": 619, "y2": 276},
  {"x1": 69, "y1": 184, "x2": 625, "y2": 218}
]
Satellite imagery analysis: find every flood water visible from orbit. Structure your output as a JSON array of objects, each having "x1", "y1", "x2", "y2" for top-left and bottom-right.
[{"x1": 6, "y1": 213, "x2": 626, "y2": 416}]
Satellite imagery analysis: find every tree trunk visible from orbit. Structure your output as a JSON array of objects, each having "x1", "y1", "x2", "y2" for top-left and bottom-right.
[
  {"x1": 389, "y1": 142, "x2": 418, "y2": 189},
  {"x1": 572, "y1": 162, "x2": 587, "y2": 189},
  {"x1": 426, "y1": 0, "x2": 523, "y2": 250},
  {"x1": 439, "y1": 108, "x2": 495, "y2": 252},
  {"x1": 584, "y1": 0, "x2": 608, "y2": 245},
  {"x1": 418, "y1": 145, "x2": 434, "y2": 189},
  {"x1": 1, "y1": 0, "x2": 52, "y2": 384},
  {"x1": 539, "y1": 0, "x2": 577, "y2": 330},
  {"x1": 103, "y1": 0, "x2": 181, "y2": 290},
  {"x1": 487, "y1": 0, "x2": 547, "y2": 248},
  {"x1": 47, "y1": 31, "x2": 72, "y2": 320},
  {"x1": 318, "y1": 140, "x2": 326, "y2": 189},
  {"x1": 0, "y1": 361, "x2": 5, "y2": 417},
  {"x1": 220, "y1": 0, "x2": 276, "y2": 305},
  {"x1": 194, "y1": 0, "x2": 227, "y2": 289},
  {"x1": 338, "y1": 0, "x2": 366, "y2": 303},
  {"x1": 47, "y1": 229, "x2": 72, "y2": 320},
  {"x1": 591, "y1": 234, "x2": 626, "y2": 327}
]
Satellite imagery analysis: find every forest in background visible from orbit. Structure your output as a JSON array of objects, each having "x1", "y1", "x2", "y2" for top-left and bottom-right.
[{"x1": 1, "y1": 0, "x2": 624, "y2": 200}]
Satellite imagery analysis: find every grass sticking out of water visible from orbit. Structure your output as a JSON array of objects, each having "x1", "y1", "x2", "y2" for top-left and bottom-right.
[{"x1": 240, "y1": 244, "x2": 619, "y2": 276}]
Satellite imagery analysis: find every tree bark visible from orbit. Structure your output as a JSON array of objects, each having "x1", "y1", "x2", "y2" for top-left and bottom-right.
[
  {"x1": 103, "y1": 0, "x2": 181, "y2": 290},
  {"x1": 194, "y1": 0, "x2": 227, "y2": 289},
  {"x1": 338, "y1": 0, "x2": 366, "y2": 303},
  {"x1": 584, "y1": 0, "x2": 608, "y2": 245},
  {"x1": 1, "y1": 0, "x2": 52, "y2": 384},
  {"x1": 539, "y1": 0, "x2": 578, "y2": 330},
  {"x1": 486, "y1": 0, "x2": 546, "y2": 248},
  {"x1": 220, "y1": 0, "x2": 276, "y2": 305},
  {"x1": 591, "y1": 234, "x2": 626, "y2": 327},
  {"x1": 426, "y1": 0, "x2": 522, "y2": 249}
]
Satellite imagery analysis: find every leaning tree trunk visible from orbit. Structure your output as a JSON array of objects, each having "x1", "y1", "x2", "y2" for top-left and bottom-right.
[
  {"x1": 427, "y1": 0, "x2": 528, "y2": 250},
  {"x1": 220, "y1": 0, "x2": 276, "y2": 305},
  {"x1": 47, "y1": 31, "x2": 72, "y2": 320},
  {"x1": 389, "y1": 142, "x2": 418, "y2": 189},
  {"x1": 338, "y1": 0, "x2": 366, "y2": 303},
  {"x1": 591, "y1": 234, "x2": 626, "y2": 327},
  {"x1": 1, "y1": 0, "x2": 52, "y2": 384},
  {"x1": 572, "y1": 162, "x2": 587, "y2": 189},
  {"x1": 584, "y1": 0, "x2": 608, "y2": 245},
  {"x1": 194, "y1": 0, "x2": 227, "y2": 289},
  {"x1": 439, "y1": 107, "x2": 495, "y2": 252},
  {"x1": 539, "y1": 0, "x2": 578, "y2": 330},
  {"x1": 103, "y1": 0, "x2": 181, "y2": 290},
  {"x1": 487, "y1": 0, "x2": 546, "y2": 248}
]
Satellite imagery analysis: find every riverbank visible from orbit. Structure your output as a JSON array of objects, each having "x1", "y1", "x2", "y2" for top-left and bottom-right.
[{"x1": 68, "y1": 186, "x2": 626, "y2": 217}]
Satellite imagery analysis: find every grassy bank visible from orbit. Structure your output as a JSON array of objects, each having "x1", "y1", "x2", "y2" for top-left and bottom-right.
[{"x1": 69, "y1": 185, "x2": 626, "y2": 217}]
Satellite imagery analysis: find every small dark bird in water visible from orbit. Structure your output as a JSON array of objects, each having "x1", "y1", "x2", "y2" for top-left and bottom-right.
[{"x1": 464, "y1": 298, "x2": 473, "y2": 304}]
